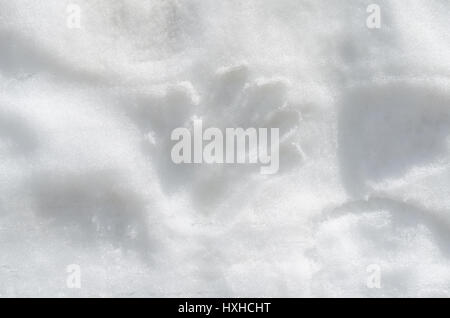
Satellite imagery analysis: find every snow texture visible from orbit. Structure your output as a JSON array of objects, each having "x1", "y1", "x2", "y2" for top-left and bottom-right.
[{"x1": 0, "y1": 0, "x2": 450, "y2": 297}]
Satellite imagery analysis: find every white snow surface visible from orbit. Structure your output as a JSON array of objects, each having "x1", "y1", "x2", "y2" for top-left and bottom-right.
[{"x1": 1, "y1": 0, "x2": 450, "y2": 297}]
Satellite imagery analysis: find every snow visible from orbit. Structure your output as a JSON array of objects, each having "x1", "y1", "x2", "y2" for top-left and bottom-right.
[{"x1": 0, "y1": 0, "x2": 450, "y2": 297}]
